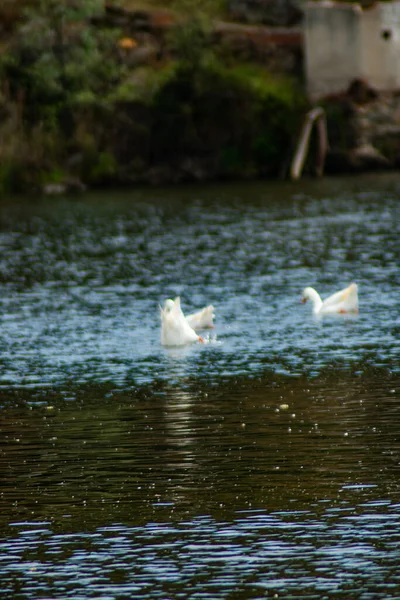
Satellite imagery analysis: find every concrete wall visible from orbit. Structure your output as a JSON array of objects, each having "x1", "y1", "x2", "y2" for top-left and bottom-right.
[
  {"x1": 305, "y1": 1, "x2": 400, "y2": 99},
  {"x1": 379, "y1": 2, "x2": 400, "y2": 88},
  {"x1": 359, "y1": 4, "x2": 400, "y2": 90}
]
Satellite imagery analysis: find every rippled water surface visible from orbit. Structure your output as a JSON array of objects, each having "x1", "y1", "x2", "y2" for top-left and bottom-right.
[{"x1": 0, "y1": 175, "x2": 399, "y2": 598}]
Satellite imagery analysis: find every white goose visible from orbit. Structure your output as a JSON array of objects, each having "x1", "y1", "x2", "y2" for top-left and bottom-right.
[
  {"x1": 301, "y1": 283, "x2": 359, "y2": 316},
  {"x1": 163, "y1": 298, "x2": 215, "y2": 330},
  {"x1": 185, "y1": 304, "x2": 215, "y2": 330},
  {"x1": 160, "y1": 297, "x2": 204, "y2": 346}
]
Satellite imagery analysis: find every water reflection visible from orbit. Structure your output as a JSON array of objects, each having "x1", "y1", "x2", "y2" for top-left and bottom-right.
[
  {"x1": 0, "y1": 368, "x2": 398, "y2": 528},
  {"x1": 0, "y1": 370, "x2": 399, "y2": 597}
]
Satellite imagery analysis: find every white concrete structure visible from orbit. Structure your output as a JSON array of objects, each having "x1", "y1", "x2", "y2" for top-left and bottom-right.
[{"x1": 305, "y1": 1, "x2": 400, "y2": 98}]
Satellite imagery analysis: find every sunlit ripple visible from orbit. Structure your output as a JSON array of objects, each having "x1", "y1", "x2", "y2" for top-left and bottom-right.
[
  {"x1": 0, "y1": 502, "x2": 399, "y2": 598},
  {"x1": 0, "y1": 178, "x2": 399, "y2": 390},
  {"x1": 0, "y1": 177, "x2": 400, "y2": 598}
]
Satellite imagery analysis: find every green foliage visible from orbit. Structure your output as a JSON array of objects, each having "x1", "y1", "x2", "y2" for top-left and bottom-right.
[
  {"x1": 219, "y1": 145, "x2": 243, "y2": 174},
  {"x1": 168, "y1": 0, "x2": 225, "y2": 17},
  {"x1": 79, "y1": 147, "x2": 118, "y2": 185},
  {"x1": 108, "y1": 64, "x2": 178, "y2": 105},
  {"x1": 218, "y1": 64, "x2": 307, "y2": 167},
  {"x1": 0, "y1": 0, "x2": 308, "y2": 192},
  {"x1": 0, "y1": 113, "x2": 64, "y2": 194},
  {"x1": 90, "y1": 151, "x2": 117, "y2": 182},
  {"x1": 169, "y1": 15, "x2": 214, "y2": 72},
  {"x1": 166, "y1": 0, "x2": 225, "y2": 73},
  {"x1": 0, "y1": 0, "x2": 123, "y2": 129},
  {"x1": 150, "y1": 59, "x2": 306, "y2": 175},
  {"x1": 39, "y1": 167, "x2": 66, "y2": 184},
  {"x1": 0, "y1": 161, "x2": 20, "y2": 196}
]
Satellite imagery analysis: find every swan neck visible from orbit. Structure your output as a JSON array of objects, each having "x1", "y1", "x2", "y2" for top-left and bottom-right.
[{"x1": 309, "y1": 288, "x2": 323, "y2": 313}]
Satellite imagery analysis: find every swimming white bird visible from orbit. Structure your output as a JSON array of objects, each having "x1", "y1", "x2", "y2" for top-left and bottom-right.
[
  {"x1": 163, "y1": 298, "x2": 215, "y2": 331},
  {"x1": 186, "y1": 305, "x2": 215, "y2": 330},
  {"x1": 301, "y1": 283, "x2": 359, "y2": 315},
  {"x1": 160, "y1": 297, "x2": 204, "y2": 346}
]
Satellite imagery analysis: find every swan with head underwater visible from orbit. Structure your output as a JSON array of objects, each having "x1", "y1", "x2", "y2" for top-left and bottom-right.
[
  {"x1": 301, "y1": 282, "x2": 359, "y2": 316},
  {"x1": 185, "y1": 303, "x2": 215, "y2": 331},
  {"x1": 160, "y1": 297, "x2": 214, "y2": 346}
]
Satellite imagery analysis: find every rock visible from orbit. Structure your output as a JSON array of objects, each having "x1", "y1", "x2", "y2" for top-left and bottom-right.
[
  {"x1": 42, "y1": 177, "x2": 87, "y2": 196},
  {"x1": 351, "y1": 143, "x2": 392, "y2": 170},
  {"x1": 227, "y1": 0, "x2": 303, "y2": 26},
  {"x1": 42, "y1": 183, "x2": 67, "y2": 196},
  {"x1": 213, "y1": 22, "x2": 303, "y2": 74},
  {"x1": 322, "y1": 82, "x2": 400, "y2": 172},
  {"x1": 118, "y1": 34, "x2": 160, "y2": 67},
  {"x1": 103, "y1": 3, "x2": 174, "y2": 34},
  {"x1": 179, "y1": 158, "x2": 210, "y2": 181},
  {"x1": 103, "y1": 3, "x2": 134, "y2": 27},
  {"x1": 325, "y1": 143, "x2": 392, "y2": 174},
  {"x1": 347, "y1": 78, "x2": 378, "y2": 105}
]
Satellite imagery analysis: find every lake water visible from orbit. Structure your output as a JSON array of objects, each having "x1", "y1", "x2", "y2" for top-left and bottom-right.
[{"x1": 0, "y1": 174, "x2": 399, "y2": 598}]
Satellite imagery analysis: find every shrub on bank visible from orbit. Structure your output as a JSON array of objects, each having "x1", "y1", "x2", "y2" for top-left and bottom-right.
[
  {"x1": 149, "y1": 61, "x2": 306, "y2": 179},
  {"x1": 0, "y1": 0, "x2": 307, "y2": 193}
]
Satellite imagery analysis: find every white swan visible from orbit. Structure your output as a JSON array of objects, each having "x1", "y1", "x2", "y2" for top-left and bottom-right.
[
  {"x1": 160, "y1": 297, "x2": 204, "y2": 346},
  {"x1": 163, "y1": 299, "x2": 215, "y2": 330},
  {"x1": 301, "y1": 283, "x2": 359, "y2": 315},
  {"x1": 186, "y1": 305, "x2": 215, "y2": 330}
]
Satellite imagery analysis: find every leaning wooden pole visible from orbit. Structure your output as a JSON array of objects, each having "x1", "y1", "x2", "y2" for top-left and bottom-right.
[{"x1": 290, "y1": 107, "x2": 328, "y2": 180}]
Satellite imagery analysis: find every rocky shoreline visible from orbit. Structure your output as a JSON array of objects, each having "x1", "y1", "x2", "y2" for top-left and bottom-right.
[
  {"x1": 0, "y1": 1, "x2": 400, "y2": 196},
  {"x1": 323, "y1": 80, "x2": 400, "y2": 176},
  {"x1": 89, "y1": 2, "x2": 400, "y2": 177}
]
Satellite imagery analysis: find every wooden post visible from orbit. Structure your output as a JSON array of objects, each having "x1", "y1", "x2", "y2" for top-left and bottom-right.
[{"x1": 290, "y1": 107, "x2": 328, "y2": 180}]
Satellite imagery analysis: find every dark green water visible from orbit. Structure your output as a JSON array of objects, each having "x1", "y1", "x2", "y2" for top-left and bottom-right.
[{"x1": 0, "y1": 174, "x2": 399, "y2": 598}]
